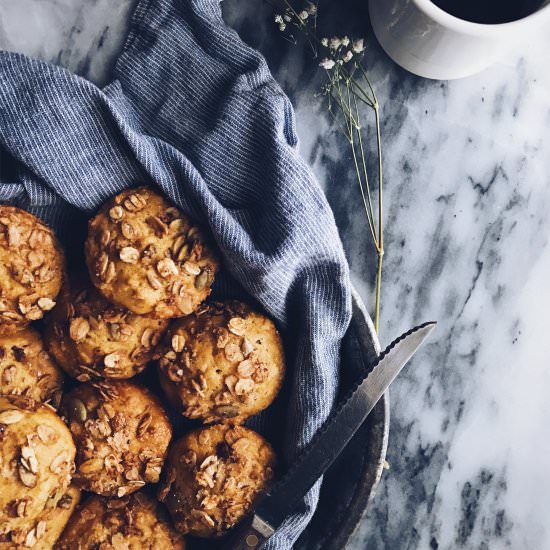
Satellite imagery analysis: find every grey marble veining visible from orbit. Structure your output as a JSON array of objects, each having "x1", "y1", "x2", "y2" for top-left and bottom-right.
[{"x1": 1, "y1": 0, "x2": 550, "y2": 549}]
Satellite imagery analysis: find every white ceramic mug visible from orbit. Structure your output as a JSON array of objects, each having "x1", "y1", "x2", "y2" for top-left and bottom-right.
[{"x1": 368, "y1": 0, "x2": 550, "y2": 79}]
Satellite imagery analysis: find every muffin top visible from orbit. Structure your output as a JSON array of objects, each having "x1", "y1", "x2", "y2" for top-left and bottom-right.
[
  {"x1": 62, "y1": 380, "x2": 172, "y2": 497},
  {"x1": 56, "y1": 491, "x2": 186, "y2": 550},
  {"x1": 0, "y1": 327, "x2": 63, "y2": 407},
  {"x1": 0, "y1": 395, "x2": 76, "y2": 541},
  {"x1": 159, "y1": 424, "x2": 276, "y2": 538},
  {"x1": 0, "y1": 206, "x2": 65, "y2": 335},
  {"x1": 157, "y1": 300, "x2": 285, "y2": 424},
  {"x1": 44, "y1": 275, "x2": 168, "y2": 380},
  {"x1": 85, "y1": 186, "x2": 219, "y2": 318}
]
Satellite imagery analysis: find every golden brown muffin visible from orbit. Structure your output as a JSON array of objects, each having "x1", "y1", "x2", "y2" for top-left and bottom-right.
[
  {"x1": 0, "y1": 485, "x2": 80, "y2": 550},
  {"x1": 56, "y1": 491, "x2": 185, "y2": 550},
  {"x1": 156, "y1": 301, "x2": 285, "y2": 424},
  {"x1": 0, "y1": 206, "x2": 65, "y2": 335},
  {"x1": 158, "y1": 425, "x2": 275, "y2": 538},
  {"x1": 85, "y1": 187, "x2": 219, "y2": 318},
  {"x1": 62, "y1": 380, "x2": 172, "y2": 497},
  {"x1": 44, "y1": 276, "x2": 168, "y2": 381},
  {"x1": 0, "y1": 396, "x2": 76, "y2": 545},
  {"x1": 0, "y1": 328, "x2": 63, "y2": 407}
]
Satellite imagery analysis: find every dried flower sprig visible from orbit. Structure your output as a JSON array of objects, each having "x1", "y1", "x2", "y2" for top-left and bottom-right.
[{"x1": 273, "y1": 1, "x2": 384, "y2": 333}]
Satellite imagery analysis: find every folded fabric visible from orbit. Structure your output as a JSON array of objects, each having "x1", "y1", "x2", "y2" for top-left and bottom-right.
[{"x1": 0, "y1": 0, "x2": 352, "y2": 546}]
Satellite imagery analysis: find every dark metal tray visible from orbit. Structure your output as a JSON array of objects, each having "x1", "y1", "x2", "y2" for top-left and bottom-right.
[{"x1": 295, "y1": 290, "x2": 388, "y2": 549}]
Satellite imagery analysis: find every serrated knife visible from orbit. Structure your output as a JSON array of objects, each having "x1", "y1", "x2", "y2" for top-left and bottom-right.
[{"x1": 226, "y1": 320, "x2": 436, "y2": 550}]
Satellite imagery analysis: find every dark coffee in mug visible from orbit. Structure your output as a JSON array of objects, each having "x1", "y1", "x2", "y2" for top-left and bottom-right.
[{"x1": 432, "y1": 0, "x2": 544, "y2": 23}]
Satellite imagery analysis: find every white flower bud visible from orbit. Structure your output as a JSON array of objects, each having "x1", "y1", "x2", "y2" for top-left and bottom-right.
[{"x1": 319, "y1": 58, "x2": 336, "y2": 70}]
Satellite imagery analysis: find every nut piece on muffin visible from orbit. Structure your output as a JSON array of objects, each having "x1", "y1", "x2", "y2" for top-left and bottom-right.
[
  {"x1": 0, "y1": 206, "x2": 65, "y2": 335},
  {"x1": 0, "y1": 327, "x2": 63, "y2": 407},
  {"x1": 85, "y1": 186, "x2": 219, "y2": 318},
  {"x1": 0, "y1": 395, "x2": 76, "y2": 545},
  {"x1": 156, "y1": 300, "x2": 285, "y2": 424},
  {"x1": 158, "y1": 424, "x2": 276, "y2": 538},
  {"x1": 44, "y1": 275, "x2": 168, "y2": 381},
  {"x1": 56, "y1": 491, "x2": 185, "y2": 550},
  {"x1": 62, "y1": 380, "x2": 172, "y2": 497}
]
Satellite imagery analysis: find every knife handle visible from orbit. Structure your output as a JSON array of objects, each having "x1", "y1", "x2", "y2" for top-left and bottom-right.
[{"x1": 226, "y1": 514, "x2": 274, "y2": 550}]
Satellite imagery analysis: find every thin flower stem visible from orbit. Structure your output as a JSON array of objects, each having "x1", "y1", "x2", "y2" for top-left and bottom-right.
[
  {"x1": 373, "y1": 98, "x2": 383, "y2": 333},
  {"x1": 345, "y1": 84, "x2": 377, "y2": 244},
  {"x1": 353, "y1": 94, "x2": 378, "y2": 245},
  {"x1": 375, "y1": 248, "x2": 383, "y2": 333}
]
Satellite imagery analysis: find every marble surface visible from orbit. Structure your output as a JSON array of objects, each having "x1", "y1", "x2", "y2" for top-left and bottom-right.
[{"x1": 1, "y1": 0, "x2": 550, "y2": 548}]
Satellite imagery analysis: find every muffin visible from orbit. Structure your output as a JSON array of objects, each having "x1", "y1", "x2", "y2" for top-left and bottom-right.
[
  {"x1": 32, "y1": 485, "x2": 80, "y2": 549},
  {"x1": 0, "y1": 327, "x2": 63, "y2": 407},
  {"x1": 56, "y1": 491, "x2": 185, "y2": 550},
  {"x1": 62, "y1": 380, "x2": 172, "y2": 496},
  {"x1": 0, "y1": 396, "x2": 76, "y2": 544},
  {"x1": 0, "y1": 206, "x2": 65, "y2": 335},
  {"x1": 0, "y1": 485, "x2": 81, "y2": 549},
  {"x1": 158, "y1": 425, "x2": 276, "y2": 538},
  {"x1": 0, "y1": 485, "x2": 79, "y2": 549},
  {"x1": 85, "y1": 186, "x2": 219, "y2": 318},
  {"x1": 156, "y1": 301, "x2": 285, "y2": 424},
  {"x1": 44, "y1": 276, "x2": 168, "y2": 380}
]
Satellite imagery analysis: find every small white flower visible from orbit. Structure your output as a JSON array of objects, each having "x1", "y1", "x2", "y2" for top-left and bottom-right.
[
  {"x1": 284, "y1": 14, "x2": 292, "y2": 22},
  {"x1": 319, "y1": 58, "x2": 336, "y2": 70},
  {"x1": 274, "y1": 14, "x2": 283, "y2": 23},
  {"x1": 341, "y1": 36, "x2": 350, "y2": 47},
  {"x1": 337, "y1": 59, "x2": 344, "y2": 65},
  {"x1": 352, "y1": 38, "x2": 365, "y2": 53},
  {"x1": 298, "y1": 10, "x2": 309, "y2": 20},
  {"x1": 321, "y1": 37, "x2": 329, "y2": 47},
  {"x1": 329, "y1": 37, "x2": 342, "y2": 50},
  {"x1": 343, "y1": 50, "x2": 353, "y2": 63},
  {"x1": 306, "y1": 2, "x2": 317, "y2": 15},
  {"x1": 278, "y1": 22, "x2": 287, "y2": 31}
]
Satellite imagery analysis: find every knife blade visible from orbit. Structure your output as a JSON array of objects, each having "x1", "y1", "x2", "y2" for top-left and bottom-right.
[{"x1": 226, "y1": 320, "x2": 436, "y2": 550}]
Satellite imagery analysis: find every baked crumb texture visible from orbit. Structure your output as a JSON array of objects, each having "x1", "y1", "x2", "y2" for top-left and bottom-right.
[
  {"x1": 156, "y1": 300, "x2": 285, "y2": 424},
  {"x1": 159, "y1": 424, "x2": 276, "y2": 537},
  {"x1": 62, "y1": 380, "x2": 172, "y2": 498},
  {"x1": 0, "y1": 395, "x2": 76, "y2": 547},
  {"x1": 56, "y1": 491, "x2": 185, "y2": 550},
  {"x1": 0, "y1": 206, "x2": 65, "y2": 335},
  {"x1": 45, "y1": 275, "x2": 169, "y2": 381},
  {"x1": 0, "y1": 327, "x2": 63, "y2": 408},
  {"x1": 85, "y1": 187, "x2": 219, "y2": 318}
]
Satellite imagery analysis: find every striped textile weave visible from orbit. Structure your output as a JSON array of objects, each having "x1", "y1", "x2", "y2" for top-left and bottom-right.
[{"x1": 0, "y1": 0, "x2": 352, "y2": 546}]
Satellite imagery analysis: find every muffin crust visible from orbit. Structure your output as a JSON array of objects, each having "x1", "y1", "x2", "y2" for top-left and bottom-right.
[
  {"x1": 0, "y1": 396, "x2": 76, "y2": 545},
  {"x1": 44, "y1": 276, "x2": 168, "y2": 380},
  {"x1": 156, "y1": 301, "x2": 285, "y2": 424},
  {"x1": 62, "y1": 380, "x2": 172, "y2": 497},
  {"x1": 159, "y1": 424, "x2": 275, "y2": 538},
  {"x1": 85, "y1": 187, "x2": 219, "y2": 318},
  {"x1": 0, "y1": 327, "x2": 63, "y2": 407},
  {"x1": 0, "y1": 206, "x2": 65, "y2": 335},
  {"x1": 56, "y1": 492, "x2": 185, "y2": 550}
]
